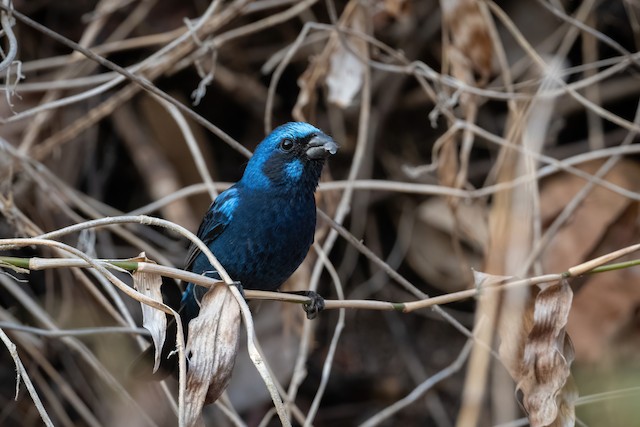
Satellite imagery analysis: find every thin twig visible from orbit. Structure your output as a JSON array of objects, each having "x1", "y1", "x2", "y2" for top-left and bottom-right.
[
  {"x1": 0, "y1": 4, "x2": 18, "y2": 73},
  {"x1": 0, "y1": 3, "x2": 252, "y2": 159},
  {"x1": 303, "y1": 244, "x2": 344, "y2": 426},
  {"x1": 360, "y1": 339, "x2": 474, "y2": 427},
  {"x1": 0, "y1": 328, "x2": 54, "y2": 427},
  {"x1": 0, "y1": 323, "x2": 150, "y2": 337}
]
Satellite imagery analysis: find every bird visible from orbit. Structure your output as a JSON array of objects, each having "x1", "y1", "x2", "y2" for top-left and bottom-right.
[{"x1": 134, "y1": 122, "x2": 337, "y2": 378}]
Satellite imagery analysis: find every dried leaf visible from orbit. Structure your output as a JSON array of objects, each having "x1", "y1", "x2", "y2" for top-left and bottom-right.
[
  {"x1": 406, "y1": 198, "x2": 487, "y2": 293},
  {"x1": 472, "y1": 270, "x2": 513, "y2": 288},
  {"x1": 517, "y1": 279, "x2": 576, "y2": 427},
  {"x1": 566, "y1": 202, "x2": 640, "y2": 363},
  {"x1": 420, "y1": 198, "x2": 488, "y2": 250},
  {"x1": 293, "y1": 2, "x2": 363, "y2": 121},
  {"x1": 540, "y1": 160, "x2": 640, "y2": 364},
  {"x1": 184, "y1": 285, "x2": 240, "y2": 427},
  {"x1": 441, "y1": 0, "x2": 493, "y2": 84},
  {"x1": 326, "y1": 7, "x2": 367, "y2": 108},
  {"x1": 132, "y1": 253, "x2": 166, "y2": 374},
  {"x1": 382, "y1": 0, "x2": 408, "y2": 18},
  {"x1": 541, "y1": 160, "x2": 640, "y2": 272}
]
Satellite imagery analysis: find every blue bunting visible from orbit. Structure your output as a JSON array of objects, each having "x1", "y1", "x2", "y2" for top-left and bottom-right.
[
  {"x1": 180, "y1": 122, "x2": 337, "y2": 322},
  {"x1": 133, "y1": 122, "x2": 337, "y2": 379}
]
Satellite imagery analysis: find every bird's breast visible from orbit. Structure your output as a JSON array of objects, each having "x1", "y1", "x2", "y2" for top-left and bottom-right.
[{"x1": 211, "y1": 192, "x2": 316, "y2": 291}]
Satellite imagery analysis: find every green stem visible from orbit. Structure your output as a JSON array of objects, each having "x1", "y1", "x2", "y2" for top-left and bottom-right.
[
  {"x1": 0, "y1": 257, "x2": 31, "y2": 269},
  {"x1": 589, "y1": 259, "x2": 640, "y2": 274},
  {"x1": 106, "y1": 261, "x2": 140, "y2": 271},
  {"x1": 0, "y1": 256, "x2": 140, "y2": 272}
]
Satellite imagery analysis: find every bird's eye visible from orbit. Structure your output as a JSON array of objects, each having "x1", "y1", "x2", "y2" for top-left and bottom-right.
[{"x1": 280, "y1": 138, "x2": 294, "y2": 151}]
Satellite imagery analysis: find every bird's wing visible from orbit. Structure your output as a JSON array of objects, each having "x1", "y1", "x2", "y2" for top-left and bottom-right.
[{"x1": 184, "y1": 187, "x2": 240, "y2": 272}]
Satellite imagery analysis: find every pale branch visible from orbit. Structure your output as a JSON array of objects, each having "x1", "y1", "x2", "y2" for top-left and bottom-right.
[{"x1": 1, "y1": 243, "x2": 639, "y2": 313}]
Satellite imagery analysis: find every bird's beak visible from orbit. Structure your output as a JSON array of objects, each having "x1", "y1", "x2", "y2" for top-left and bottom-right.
[{"x1": 306, "y1": 134, "x2": 338, "y2": 160}]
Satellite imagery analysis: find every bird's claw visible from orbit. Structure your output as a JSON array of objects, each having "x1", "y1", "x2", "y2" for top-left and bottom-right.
[
  {"x1": 281, "y1": 290, "x2": 325, "y2": 319},
  {"x1": 301, "y1": 291, "x2": 325, "y2": 320},
  {"x1": 229, "y1": 281, "x2": 245, "y2": 298}
]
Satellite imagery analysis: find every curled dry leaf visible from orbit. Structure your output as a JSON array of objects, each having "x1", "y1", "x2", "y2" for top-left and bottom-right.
[
  {"x1": 326, "y1": 7, "x2": 367, "y2": 108},
  {"x1": 184, "y1": 284, "x2": 240, "y2": 427},
  {"x1": 517, "y1": 279, "x2": 576, "y2": 427},
  {"x1": 293, "y1": 2, "x2": 363, "y2": 121},
  {"x1": 440, "y1": 0, "x2": 493, "y2": 85},
  {"x1": 131, "y1": 252, "x2": 166, "y2": 374}
]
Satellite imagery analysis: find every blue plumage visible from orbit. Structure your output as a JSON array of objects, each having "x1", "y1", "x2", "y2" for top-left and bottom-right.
[
  {"x1": 181, "y1": 122, "x2": 337, "y2": 328},
  {"x1": 132, "y1": 122, "x2": 337, "y2": 379}
]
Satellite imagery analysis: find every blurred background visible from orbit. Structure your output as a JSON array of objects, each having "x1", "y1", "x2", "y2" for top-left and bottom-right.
[{"x1": 1, "y1": 0, "x2": 640, "y2": 426}]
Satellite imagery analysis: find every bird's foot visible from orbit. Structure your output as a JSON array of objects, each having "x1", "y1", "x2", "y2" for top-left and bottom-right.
[
  {"x1": 229, "y1": 281, "x2": 245, "y2": 298},
  {"x1": 286, "y1": 291, "x2": 325, "y2": 319}
]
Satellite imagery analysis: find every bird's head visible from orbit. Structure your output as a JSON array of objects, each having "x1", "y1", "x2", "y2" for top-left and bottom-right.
[{"x1": 240, "y1": 122, "x2": 338, "y2": 191}]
